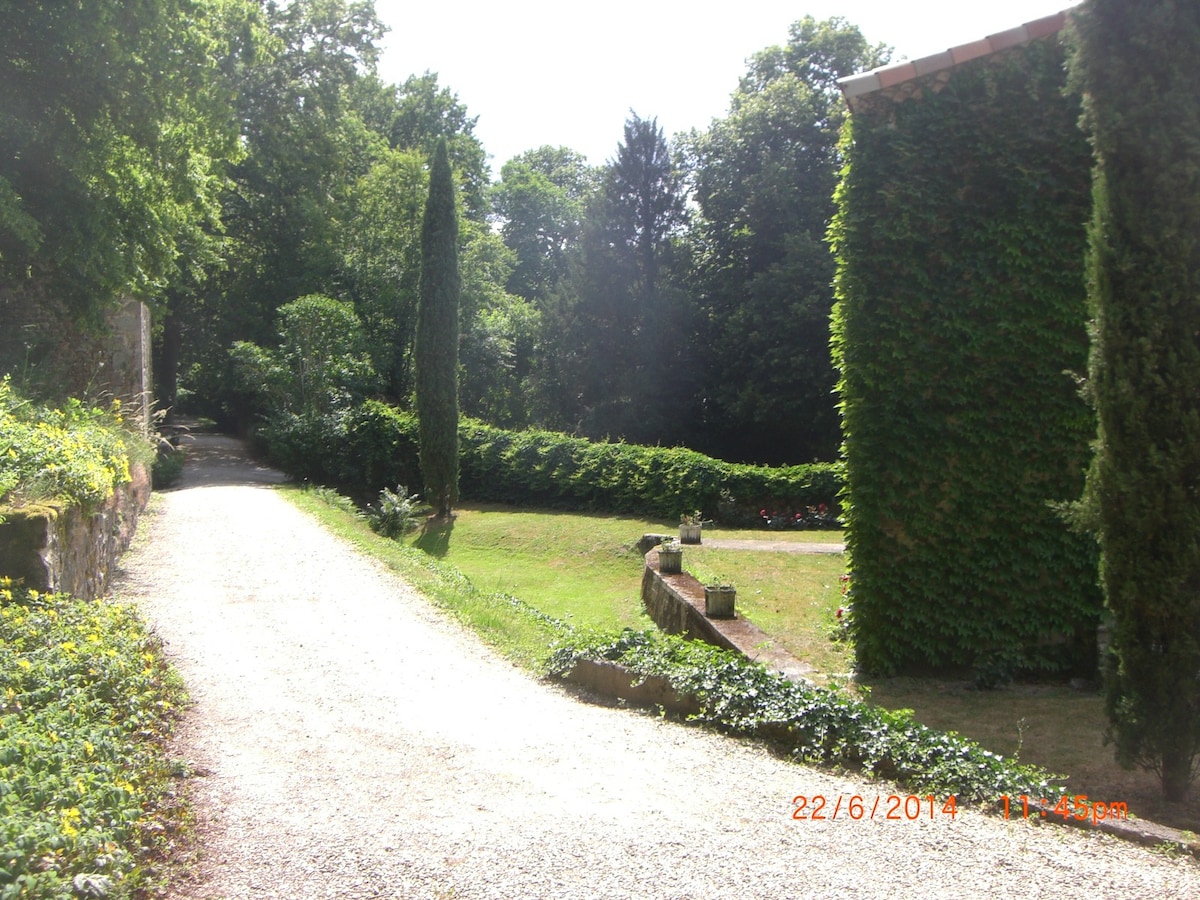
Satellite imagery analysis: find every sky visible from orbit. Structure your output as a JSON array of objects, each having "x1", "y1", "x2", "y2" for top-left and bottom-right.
[{"x1": 373, "y1": 0, "x2": 1081, "y2": 172}]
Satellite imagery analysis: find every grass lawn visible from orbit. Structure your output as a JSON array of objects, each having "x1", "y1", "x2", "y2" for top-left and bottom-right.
[
  {"x1": 677, "y1": 545, "x2": 852, "y2": 678},
  {"x1": 403, "y1": 505, "x2": 668, "y2": 631},
  {"x1": 290, "y1": 494, "x2": 1200, "y2": 834}
]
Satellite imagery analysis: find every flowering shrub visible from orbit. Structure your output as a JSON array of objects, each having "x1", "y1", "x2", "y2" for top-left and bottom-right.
[
  {"x1": 0, "y1": 379, "x2": 145, "y2": 511},
  {"x1": 0, "y1": 579, "x2": 186, "y2": 897},
  {"x1": 759, "y1": 504, "x2": 840, "y2": 530}
]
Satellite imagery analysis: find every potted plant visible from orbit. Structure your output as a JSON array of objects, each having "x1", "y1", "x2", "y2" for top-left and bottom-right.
[
  {"x1": 679, "y1": 510, "x2": 703, "y2": 545},
  {"x1": 704, "y1": 580, "x2": 736, "y2": 618},
  {"x1": 658, "y1": 538, "x2": 683, "y2": 574}
]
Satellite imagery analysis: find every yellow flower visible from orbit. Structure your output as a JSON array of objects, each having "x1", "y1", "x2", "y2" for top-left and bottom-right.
[{"x1": 61, "y1": 807, "x2": 81, "y2": 838}]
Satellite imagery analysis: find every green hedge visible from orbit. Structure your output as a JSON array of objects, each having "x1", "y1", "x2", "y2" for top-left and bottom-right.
[
  {"x1": 829, "y1": 35, "x2": 1100, "y2": 678},
  {"x1": 1072, "y1": 0, "x2": 1200, "y2": 798},
  {"x1": 259, "y1": 400, "x2": 841, "y2": 521}
]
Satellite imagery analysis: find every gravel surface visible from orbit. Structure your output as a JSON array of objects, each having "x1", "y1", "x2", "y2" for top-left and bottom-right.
[{"x1": 114, "y1": 435, "x2": 1200, "y2": 899}]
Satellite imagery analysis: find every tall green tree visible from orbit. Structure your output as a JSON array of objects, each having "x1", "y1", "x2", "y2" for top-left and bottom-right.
[
  {"x1": 1072, "y1": 0, "x2": 1200, "y2": 800},
  {"x1": 687, "y1": 16, "x2": 889, "y2": 463},
  {"x1": 0, "y1": 0, "x2": 253, "y2": 319},
  {"x1": 341, "y1": 147, "x2": 428, "y2": 399},
  {"x1": 353, "y1": 71, "x2": 490, "y2": 221},
  {"x1": 167, "y1": 0, "x2": 389, "y2": 423},
  {"x1": 492, "y1": 147, "x2": 598, "y2": 304},
  {"x1": 560, "y1": 114, "x2": 692, "y2": 443},
  {"x1": 415, "y1": 138, "x2": 461, "y2": 518}
]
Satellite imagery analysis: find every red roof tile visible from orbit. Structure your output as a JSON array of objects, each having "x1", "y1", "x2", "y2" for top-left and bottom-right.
[{"x1": 839, "y1": 10, "x2": 1072, "y2": 103}]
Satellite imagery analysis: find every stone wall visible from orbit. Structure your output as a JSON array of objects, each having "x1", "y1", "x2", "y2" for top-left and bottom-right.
[
  {"x1": 0, "y1": 284, "x2": 152, "y2": 435},
  {"x1": 640, "y1": 545, "x2": 817, "y2": 682},
  {"x1": 640, "y1": 560, "x2": 740, "y2": 653},
  {"x1": 0, "y1": 463, "x2": 150, "y2": 600}
]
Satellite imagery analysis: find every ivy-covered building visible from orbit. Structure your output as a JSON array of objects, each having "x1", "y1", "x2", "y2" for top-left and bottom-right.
[{"x1": 830, "y1": 12, "x2": 1101, "y2": 680}]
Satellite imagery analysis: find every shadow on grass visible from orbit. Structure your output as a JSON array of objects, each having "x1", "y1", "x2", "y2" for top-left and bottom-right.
[
  {"x1": 860, "y1": 675, "x2": 1200, "y2": 833},
  {"x1": 415, "y1": 515, "x2": 455, "y2": 558}
]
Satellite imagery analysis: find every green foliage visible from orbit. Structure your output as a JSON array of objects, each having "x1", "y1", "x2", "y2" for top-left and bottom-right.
[
  {"x1": 0, "y1": 580, "x2": 187, "y2": 897},
  {"x1": 150, "y1": 447, "x2": 185, "y2": 491},
  {"x1": 492, "y1": 147, "x2": 598, "y2": 303},
  {"x1": 340, "y1": 147, "x2": 428, "y2": 399},
  {"x1": 367, "y1": 485, "x2": 428, "y2": 539},
  {"x1": 415, "y1": 138, "x2": 461, "y2": 518},
  {"x1": 258, "y1": 399, "x2": 841, "y2": 519},
  {"x1": 0, "y1": 379, "x2": 139, "y2": 511},
  {"x1": 830, "y1": 36, "x2": 1100, "y2": 678},
  {"x1": 548, "y1": 631, "x2": 1063, "y2": 804},
  {"x1": 1071, "y1": 0, "x2": 1200, "y2": 799},
  {"x1": 458, "y1": 419, "x2": 841, "y2": 520},
  {"x1": 229, "y1": 293, "x2": 378, "y2": 446},
  {"x1": 0, "y1": 0, "x2": 253, "y2": 317},
  {"x1": 687, "y1": 16, "x2": 890, "y2": 464},
  {"x1": 552, "y1": 114, "x2": 695, "y2": 446}
]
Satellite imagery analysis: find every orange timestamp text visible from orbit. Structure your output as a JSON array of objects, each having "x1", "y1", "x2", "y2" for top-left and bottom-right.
[
  {"x1": 1001, "y1": 795, "x2": 1128, "y2": 825},
  {"x1": 791, "y1": 794, "x2": 959, "y2": 821}
]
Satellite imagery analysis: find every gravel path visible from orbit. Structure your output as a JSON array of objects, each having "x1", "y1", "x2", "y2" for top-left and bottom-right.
[
  {"x1": 700, "y1": 538, "x2": 845, "y2": 554},
  {"x1": 115, "y1": 435, "x2": 1200, "y2": 899}
]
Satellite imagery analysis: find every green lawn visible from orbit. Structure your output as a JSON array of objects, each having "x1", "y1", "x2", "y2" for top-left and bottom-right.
[
  {"x1": 397, "y1": 504, "x2": 851, "y2": 674},
  {"x1": 404, "y1": 505, "x2": 672, "y2": 631}
]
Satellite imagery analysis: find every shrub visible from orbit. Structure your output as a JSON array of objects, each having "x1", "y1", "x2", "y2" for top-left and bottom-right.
[
  {"x1": 1071, "y1": 0, "x2": 1200, "y2": 799},
  {"x1": 251, "y1": 400, "x2": 842, "y2": 519},
  {"x1": 0, "y1": 378, "x2": 145, "y2": 513},
  {"x1": 260, "y1": 401, "x2": 844, "y2": 519},
  {"x1": 228, "y1": 295, "x2": 378, "y2": 422},
  {"x1": 367, "y1": 485, "x2": 428, "y2": 539}
]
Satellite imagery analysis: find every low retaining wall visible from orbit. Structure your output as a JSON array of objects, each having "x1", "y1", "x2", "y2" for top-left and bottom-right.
[
  {"x1": 641, "y1": 542, "x2": 816, "y2": 682},
  {"x1": 641, "y1": 559, "x2": 740, "y2": 653},
  {"x1": 561, "y1": 659, "x2": 700, "y2": 716},
  {"x1": 0, "y1": 463, "x2": 151, "y2": 600}
]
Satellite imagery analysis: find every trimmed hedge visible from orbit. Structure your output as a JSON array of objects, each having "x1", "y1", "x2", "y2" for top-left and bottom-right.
[
  {"x1": 259, "y1": 400, "x2": 841, "y2": 521},
  {"x1": 830, "y1": 35, "x2": 1100, "y2": 678},
  {"x1": 1072, "y1": 0, "x2": 1200, "y2": 799}
]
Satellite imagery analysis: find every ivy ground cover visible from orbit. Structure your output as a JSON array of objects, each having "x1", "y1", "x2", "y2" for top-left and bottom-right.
[{"x1": 1, "y1": 580, "x2": 185, "y2": 899}]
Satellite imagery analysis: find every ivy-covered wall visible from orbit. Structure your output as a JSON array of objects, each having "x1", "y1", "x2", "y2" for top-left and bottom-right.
[{"x1": 830, "y1": 36, "x2": 1100, "y2": 678}]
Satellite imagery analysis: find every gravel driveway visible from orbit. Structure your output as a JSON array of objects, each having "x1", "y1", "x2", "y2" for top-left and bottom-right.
[{"x1": 115, "y1": 435, "x2": 1200, "y2": 899}]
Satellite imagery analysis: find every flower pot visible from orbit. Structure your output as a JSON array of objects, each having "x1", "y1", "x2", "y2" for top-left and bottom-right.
[
  {"x1": 679, "y1": 523, "x2": 702, "y2": 544},
  {"x1": 704, "y1": 585, "x2": 736, "y2": 619},
  {"x1": 658, "y1": 546, "x2": 683, "y2": 575}
]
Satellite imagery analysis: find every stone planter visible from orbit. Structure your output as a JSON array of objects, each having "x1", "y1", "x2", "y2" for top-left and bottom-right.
[
  {"x1": 658, "y1": 545, "x2": 683, "y2": 575},
  {"x1": 679, "y1": 523, "x2": 702, "y2": 544},
  {"x1": 704, "y1": 585, "x2": 736, "y2": 619}
]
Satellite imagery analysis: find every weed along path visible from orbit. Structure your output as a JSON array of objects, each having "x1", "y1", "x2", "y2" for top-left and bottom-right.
[{"x1": 115, "y1": 436, "x2": 1200, "y2": 899}]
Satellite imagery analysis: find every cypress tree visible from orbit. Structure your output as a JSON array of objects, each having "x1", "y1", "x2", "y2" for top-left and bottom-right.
[
  {"x1": 415, "y1": 137, "x2": 460, "y2": 518},
  {"x1": 1073, "y1": 0, "x2": 1200, "y2": 799}
]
